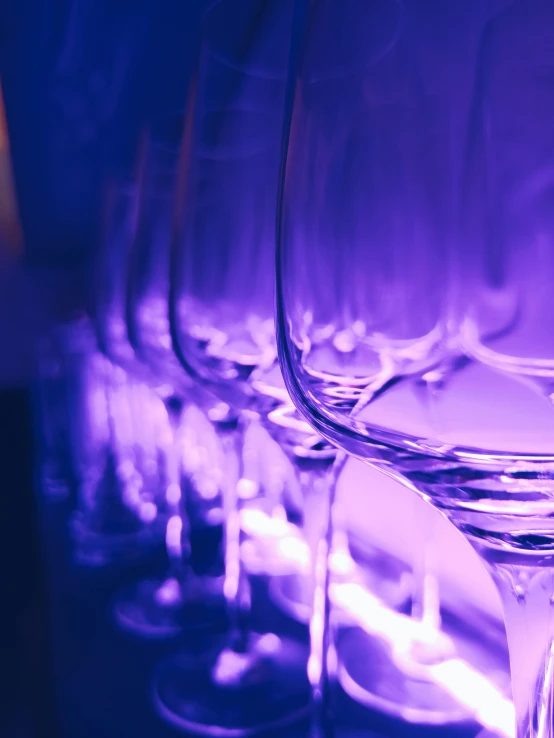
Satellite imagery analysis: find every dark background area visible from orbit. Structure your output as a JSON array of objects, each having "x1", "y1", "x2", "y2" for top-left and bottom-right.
[{"x1": 0, "y1": 0, "x2": 207, "y2": 270}]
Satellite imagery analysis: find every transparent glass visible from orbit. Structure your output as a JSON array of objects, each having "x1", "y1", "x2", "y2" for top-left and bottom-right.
[
  {"x1": 68, "y1": 348, "x2": 165, "y2": 566},
  {"x1": 276, "y1": 1, "x2": 550, "y2": 737},
  {"x1": 94, "y1": 181, "x2": 142, "y2": 372},
  {"x1": 152, "y1": 1, "x2": 334, "y2": 735},
  {"x1": 125, "y1": 126, "x2": 190, "y2": 391},
  {"x1": 93, "y1": 162, "x2": 224, "y2": 638}
]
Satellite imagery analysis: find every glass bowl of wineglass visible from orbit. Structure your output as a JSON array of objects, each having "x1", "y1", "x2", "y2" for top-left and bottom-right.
[{"x1": 276, "y1": 1, "x2": 549, "y2": 737}]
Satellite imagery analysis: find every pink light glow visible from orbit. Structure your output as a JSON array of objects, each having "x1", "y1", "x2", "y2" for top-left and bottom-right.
[{"x1": 241, "y1": 507, "x2": 513, "y2": 735}]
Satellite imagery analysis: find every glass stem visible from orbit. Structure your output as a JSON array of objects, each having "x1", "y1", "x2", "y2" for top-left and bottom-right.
[
  {"x1": 162, "y1": 409, "x2": 191, "y2": 583},
  {"x1": 298, "y1": 451, "x2": 344, "y2": 738},
  {"x1": 217, "y1": 415, "x2": 251, "y2": 652},
  {"x1": 487, "y1": 559, "x2": 554, "y2": 738},
  {"x1": 410, "y1": 500, "x2": 441, "y2": 632}
]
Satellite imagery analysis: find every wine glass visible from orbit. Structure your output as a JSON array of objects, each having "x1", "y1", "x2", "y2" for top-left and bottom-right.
[
  {"x1": 68, "y1": 339, "x2": 165, "y2": 566},
  {"x1": 92, "y1": 158, "x2": 224, "y2": 637},
  {"x1": 276, "y1": 0, "x2": 533, "y2": 736},
  {"x1": 104, "y1": 129, "x2": 227, "y2": 639},
  {"x1": 151, "y1": 1, "x2": 323, "y2": 735}
]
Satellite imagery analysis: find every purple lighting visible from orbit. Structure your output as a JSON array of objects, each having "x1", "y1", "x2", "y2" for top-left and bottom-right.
[{"x1": 33, "y1": 2, "x2": 554, "y2": 736}]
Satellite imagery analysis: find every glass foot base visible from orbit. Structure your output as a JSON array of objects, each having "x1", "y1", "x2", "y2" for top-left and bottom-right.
[
  {"x1": 337, "y1": 623, "x2": 509, "y2": 726},
  {"x1": 113, "y1": 576, "x2": 226, "y2": 639},
  {"x1": 153, "y1": 632, "x2": 311, "y2": 736}
]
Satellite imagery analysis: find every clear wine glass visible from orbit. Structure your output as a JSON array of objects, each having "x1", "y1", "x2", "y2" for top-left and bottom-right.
[
  {"x1": 105, "y1": 131, "x2": 227, "y2": 639},
  {"x1": 151, "y1": 1, "x2": 324, "y2": 735},
  {"x1": 68, "y1": 339, "x2": 164, "y2": 566},
  {"x1": 276, "y1": 0, "x2": 531, "y2": 736},
  {"x1": 92, "y1": 160, "x2": 224, "y2": 637}
]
